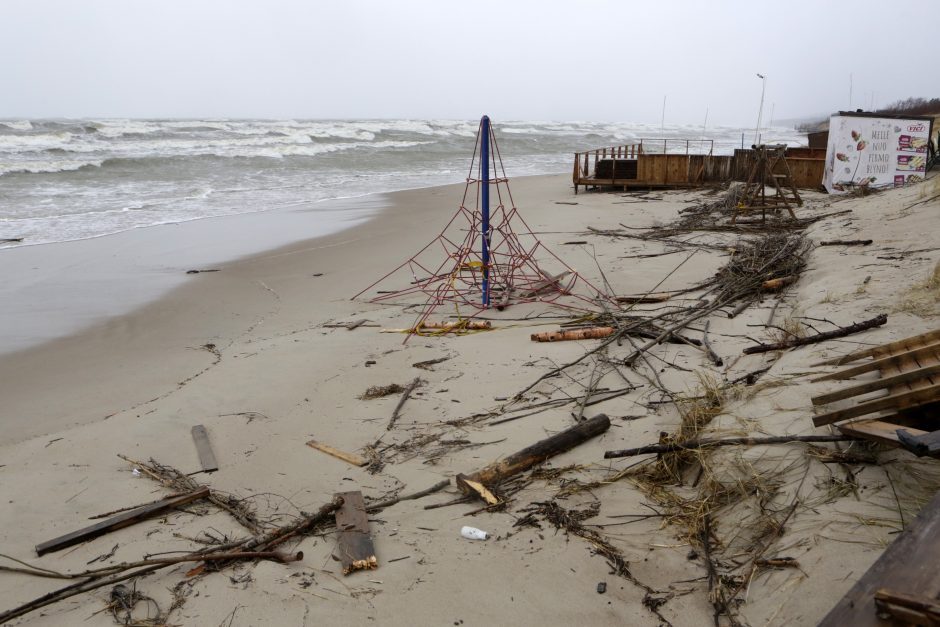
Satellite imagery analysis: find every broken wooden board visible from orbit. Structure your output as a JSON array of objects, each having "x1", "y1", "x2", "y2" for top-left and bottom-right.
[
  {"x1": 35, "y1": 487, "x2": 210, "y2": 556},
  {"x1": 191, "y1": 425, "x2": 219, "y2": 472},
  {"x1": 334, "y1": 491, "x2": 377, "y2": 575},
  {"x1": 819, "y1": 489, "x2": 940, "y2": 627},
  {"x1": 306, "y1": 440, "x2": 368, "y2": 467}
]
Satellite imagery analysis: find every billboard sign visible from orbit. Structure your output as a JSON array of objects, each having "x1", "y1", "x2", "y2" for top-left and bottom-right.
[{"x1": 823, "y1": 114, "x2": 932, "y2": 194}]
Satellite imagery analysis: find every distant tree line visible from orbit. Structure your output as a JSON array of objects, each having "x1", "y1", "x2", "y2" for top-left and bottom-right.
[
  {"x1": 794, "y1": 97, "x2": 940, "y2": 132},
  {"x1": 874, "y1": 97, "x2": 940, "y2": 116}
]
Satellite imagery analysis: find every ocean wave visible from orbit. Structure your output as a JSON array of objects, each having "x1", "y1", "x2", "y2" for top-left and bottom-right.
[{"x1": 0, "y1": 120, "x2": 34, "y2": 131}]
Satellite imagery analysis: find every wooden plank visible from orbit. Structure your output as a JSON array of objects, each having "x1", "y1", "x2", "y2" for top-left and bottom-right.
[
  {"x1": 819, "y1": 490, "x2": 940, "y2": 627},
  {"x1": 191, "y1": 425, "x2": 219, "y2": 473},
  {"x1": 811, "y1": 362, "x2": 940, "y2": 406},
  {"x1": 837, "y1": 419, "x2": 928, "y2": 444},
  {"x1": 811, "y1": 342, "x2": 940, "y2": 382},
  {"x1": 812, "y1": 329, "x2": 940, "y2": 366},
  {"x1": 813, "y1": 383, "x2": 940, "y2": 427},
  {"x1": 306, "y1": 440, "x2": 368, "y2": 467},
  {"x1": 334, "y1": 491, "x2": 377, "y2": 575},
  {"x1": 35, "y1": 487, "x2": 210, "y2": 556}
]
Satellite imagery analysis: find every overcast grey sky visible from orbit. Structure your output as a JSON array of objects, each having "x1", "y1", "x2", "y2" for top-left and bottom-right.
[{"x1": 3, "y1": 0, "x2": 938, "y2": 124}]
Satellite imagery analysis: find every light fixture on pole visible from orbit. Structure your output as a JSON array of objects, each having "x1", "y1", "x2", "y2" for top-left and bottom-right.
[{"x1": 754, "y1": 73, "x2": 766, "y2": 146}]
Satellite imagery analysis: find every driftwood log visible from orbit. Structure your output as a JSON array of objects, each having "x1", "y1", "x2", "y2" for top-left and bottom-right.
[
  {"x1": 742, "y1": 314, "x2": 887, "y2": 355},
  {"x1": 604, "y1": 434, "x2": 854, "y2": 458},
  {"x1": 457, "y1": 414, "x2": 610, "y2": 495}
]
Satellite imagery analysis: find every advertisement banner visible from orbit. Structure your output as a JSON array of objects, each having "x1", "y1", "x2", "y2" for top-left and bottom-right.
[{"x1": 823, "y1": 114, "x2": 932, "y2": 194}]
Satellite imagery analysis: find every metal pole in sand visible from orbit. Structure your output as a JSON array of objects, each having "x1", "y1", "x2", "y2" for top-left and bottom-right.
[{"x1": 480, "y1": 115, "x2": 491, "y2": 307}]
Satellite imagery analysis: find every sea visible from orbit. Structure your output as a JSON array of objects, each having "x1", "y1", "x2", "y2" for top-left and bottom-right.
[{"x1": 0, "y1": 119, "x2": 806, "y2": 248}]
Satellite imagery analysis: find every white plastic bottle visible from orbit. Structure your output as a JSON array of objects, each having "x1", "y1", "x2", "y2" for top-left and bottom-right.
[{"x1": 460, "y1": 526, "x2": 490, "y2": 540}]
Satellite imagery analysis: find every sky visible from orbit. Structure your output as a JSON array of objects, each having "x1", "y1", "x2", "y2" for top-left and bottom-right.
[{"x1": 3, "y1": 0, "x2": 938, "y2": 125}]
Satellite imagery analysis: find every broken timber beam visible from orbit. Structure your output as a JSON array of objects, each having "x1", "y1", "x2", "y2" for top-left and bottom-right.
[
  {"x1": 35, "y1": 488, "x2": 210, "y2": 556},
  {"x1": 812, "y1": 329, "x2": 940, "y2": 367},
  {"x1": 743, "y1": 314, "x2": 887, "y2": 355},
  {"x1": 334, "y1": 491, "x2": 377, "y2": 575},
  {"x1": 457, "y1": 414, "x2": 610, "y2": 495},
  {"x1": 812, "y1": 341, "x2": 940, "y2": 382}
]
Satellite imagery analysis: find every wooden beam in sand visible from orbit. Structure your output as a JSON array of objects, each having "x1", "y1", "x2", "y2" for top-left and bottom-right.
[{"x1": 35, "y1": 487, "x2": 210, "y2": 556}]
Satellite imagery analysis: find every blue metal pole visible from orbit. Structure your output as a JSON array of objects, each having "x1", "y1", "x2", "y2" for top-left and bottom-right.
[{"x1": 480, "y1": 115, "x2": 490, "y2": 307}]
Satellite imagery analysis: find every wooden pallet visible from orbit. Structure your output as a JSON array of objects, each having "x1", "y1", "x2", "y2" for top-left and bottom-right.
[{"x1": 811, "y1": 329, "x2": 940, "y2": 455}]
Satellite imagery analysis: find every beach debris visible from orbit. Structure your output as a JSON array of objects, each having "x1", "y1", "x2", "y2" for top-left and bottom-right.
[
  {"x1": 603, "y1": 434, "x2": 853, "y2": 459},
  {"x1": 364, "y1": 479, "x2": 451, "y2": 512},
  {"x1": 460, "y1": 526, "x2": 490, "y2": 540},
  {"x1": 456, "y1": 414, "x2": 610, "y2": 501},
  {"x1": 334, "y1": 491, "x2": 378, "y2": 575},
  {"x1": 596, "y1": 582, "x2": 607, "y2": 594},
  {"x1": 385, "y1": 377, "x2": 422, "y2": 431},
  {"x1": 412, "y1": 356, "x2": 450, "y2": 370},
  {"x1": 35, "y1": 488, "x2": 210, "y2": 556},
  {"x1": 380, "y1": 320, "x2": 493, "y2": 335},
  {"x1": 0, "y1": 238, "x2": 23, "y2": 244},
  {"x1": 190, "y1": 425, "x2": 219, "y2": 473},
  {"x1": 614, "y1": 293, "x2": 671, "y2": 304},
  {"x1": 360, "y1": 383, "x2": 406, "y2": 399},
  {"x1": 346, "y1": 318, "x2": 368, "y2": 331},
  {"x1": 365, "y1": 360, "x2": 376, "y2": 367},
  {"x1": 520, "y1": 271, "x2": 571, "y2": 298},
  {"x1": 562, "y1": 240, "x2": 588, "y2": 245},
  {"x1": 701, "y1": 320, "x2": 722, "y2": 367},
  {"x1": 554, "y1": 201, "x2": 578, "y2": 205},
  {"x1": 185, "y1": 268, "x2": 219, "y2": 274},
  {"x1": 819, "y1": 239, "x2": 873, "y2": 246},
  {"x1": 819, "y1": 490, "x2": 940, "y2": 626},
  {"x1": 306, "y1": 439, "x2": 369, "y2": 467},
  {"x1": 743, "y1": 313, "x2": 887, "y2": 355},
  {"x1": 531, "y1": 327, "x2": 614, "y2": 342}
]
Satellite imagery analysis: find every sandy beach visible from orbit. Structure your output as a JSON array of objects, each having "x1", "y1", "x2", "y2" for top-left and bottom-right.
[{"x1": 2, "y1": 171, "x2": 940, "y2": 626}]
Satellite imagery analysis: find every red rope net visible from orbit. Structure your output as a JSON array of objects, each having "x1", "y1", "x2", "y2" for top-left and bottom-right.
[{"x1": 353, "y1": 118, "x2": 609, "y2": 336}]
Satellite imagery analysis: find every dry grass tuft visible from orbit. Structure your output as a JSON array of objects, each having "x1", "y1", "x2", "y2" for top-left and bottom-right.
[{"x1": 894, "y1": 260, "x2": 940, "y2": 317}]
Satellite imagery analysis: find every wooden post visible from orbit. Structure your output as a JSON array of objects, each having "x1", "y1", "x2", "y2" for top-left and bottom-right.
[{"x1": 457, "y1": 414, "x2": 610, "y2": 492}]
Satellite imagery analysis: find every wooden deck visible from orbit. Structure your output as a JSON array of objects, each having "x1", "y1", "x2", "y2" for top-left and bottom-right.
[{"x1": 573, "y1": 142, "x2": 825, "y2": 193}]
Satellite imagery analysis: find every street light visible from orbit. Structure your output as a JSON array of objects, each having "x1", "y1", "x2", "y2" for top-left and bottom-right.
[{"x1": 754, "y1": 73, "x2": 766, "y2": 146}]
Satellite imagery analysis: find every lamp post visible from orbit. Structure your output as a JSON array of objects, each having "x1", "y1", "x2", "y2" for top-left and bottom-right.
[{"x1": 754, "y1": 73, "x2": 766, "y2": 146}]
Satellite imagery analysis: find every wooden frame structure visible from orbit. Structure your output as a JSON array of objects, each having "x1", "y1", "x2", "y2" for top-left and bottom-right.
[
  {"x1": 732, "y1": 144, "x2": 802, "y2": 224},
  {"x1": 811, "y1": 329, "x2": 940, "y2": 455}
]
